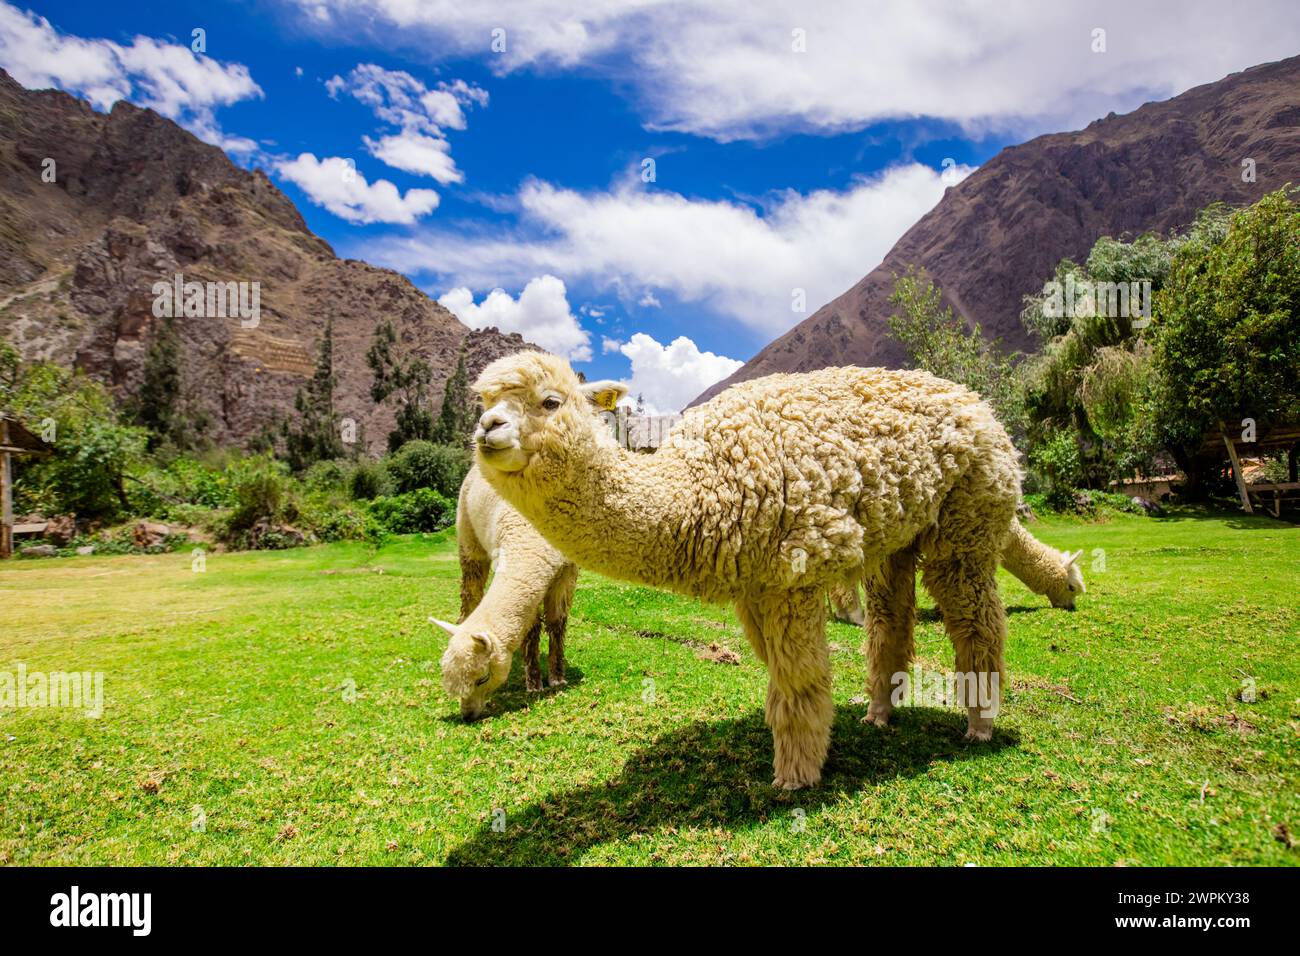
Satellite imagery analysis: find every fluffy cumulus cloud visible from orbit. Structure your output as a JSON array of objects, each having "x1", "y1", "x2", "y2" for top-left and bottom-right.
[
  {"x1": 0, "y1": 2, "x2": 262, "y2": 151},
  {"x1": 327, "y1": 63, "x2": 486, "y2": 183},
  {"x1": 616, "y1": 333, "x2": 742, "y2": 414},
  {"x1": 366, "y1": 161, "x2": 968, "y2": 336},
  {"x1": 439, "y1": 275, "x2": 592, "y2": 361},
  {"x1": 275, "y1": 153, "x2": 439, "y2": 224},
  {"x1": 288, "y1": 0, "x2": 1300, "y2": 140}
]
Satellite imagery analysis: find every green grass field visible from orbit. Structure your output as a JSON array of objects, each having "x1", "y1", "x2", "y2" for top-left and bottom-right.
[{"x1": 1, "y1": 509, "x2": 1297, "y2": 866}]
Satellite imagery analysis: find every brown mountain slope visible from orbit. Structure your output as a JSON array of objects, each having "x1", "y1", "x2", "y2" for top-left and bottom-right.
[
  {"x1": 692, "y1": 55, "x2": 1300, "y2": 406},
  {"x1": 0, "y1": 69, "x2": 534, "y2": 452}
]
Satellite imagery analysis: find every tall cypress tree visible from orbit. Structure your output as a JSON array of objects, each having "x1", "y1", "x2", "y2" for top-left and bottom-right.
[
  {"x1": 137, "y1": 315, "x2": 182, "y2": 449},
  {"x1": 432, "y1": 345, "x2": 473, "y2": 446},
  {"x1": 283, "y1": 320, "x2": 344, "y2": 470},
  {"x1": 366, "y1": 319, "x2": 434, "y2": 451}
]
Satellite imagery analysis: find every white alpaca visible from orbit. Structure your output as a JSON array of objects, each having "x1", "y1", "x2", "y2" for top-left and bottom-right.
[
  {"x1": 828, "y1": 521, "x2": 1085, "y2": 622},
  {"x1": 470, "y1": 352, "x2": 1023, "y2": 789},
  {"x1": 435, "y1": 464, "x2": 577, "y2": 720}
]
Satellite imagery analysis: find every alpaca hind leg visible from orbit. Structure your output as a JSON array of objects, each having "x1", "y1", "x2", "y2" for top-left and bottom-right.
[
  {"x1": 741, "y1": 589, "x2": 834, "y2": 790},
  {"x1": 921, "y1": 556, "x2": 1006, "y2": 740},
  {"x1": 864, "y1": 548, "x2": 917, "y2": 728},
  {"x1": 521, "y1": 616, "x2": 544, "y2": 692}
]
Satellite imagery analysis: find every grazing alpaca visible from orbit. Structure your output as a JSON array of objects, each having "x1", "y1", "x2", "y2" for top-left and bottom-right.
[
  {"x1": 435, "y1": 463, "x2": 577, "y2": 721},
  {"x1": 1001, "y1": 522, "x2": 1086, "y2": 610},
  {"x1": 827, "y1": 521, "x2": 1086, "y2": 622},
  {"x1": 470, "y1": 351, "x2": 1022, "y2": 789}
]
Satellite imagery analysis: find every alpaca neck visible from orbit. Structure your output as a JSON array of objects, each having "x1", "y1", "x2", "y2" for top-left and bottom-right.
[
  {"x1": 528, "y1": 438, "x2": 693, "y2": 589},
  {"x1": 462, "y1": 554, "x2": 555, "y2": 651}
]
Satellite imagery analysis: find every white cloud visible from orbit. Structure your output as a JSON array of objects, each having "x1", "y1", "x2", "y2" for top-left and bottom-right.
[
  {"x1": 601, "y1": 336, "x2": 623, "y2": 354},
  {"x1": 288, "y1": 0, "x2": 1300, "y2": 140},
  {"x1": 0, "y1": 3, "x2": 261, "y2": 150},
  {"x1": 616, "y1": 333, "x2": 742, "y2": 414},
  {"x1": 439, "y1": 275, "x2": 592, "y2": 361},
  {"x1": 638, "y1": 290, "x2": 661, "y2": 308},
  {"x1": 275, "y1": 153, "x2": 439, "y2": 224},
  {"x1": 366, "y1": 161, "x2": 967, "y2": 336},
  {"x1": 363, "y1": 130, "x2": 462, "y2": 184},
  {"x1": 326, "y1": 62, "x2": 485, "y2": 182}
]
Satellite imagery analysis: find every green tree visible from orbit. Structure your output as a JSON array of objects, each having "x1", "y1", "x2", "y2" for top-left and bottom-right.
[
  {"x1": 367, "y1": 319, "x2": 434, "y2": 452},
  {"x1": 431, "y1": 345, "x2": 475, "y2": 446},
  {"x1": 136, "y1": 315, "x2": 183, "y2": 449},
  {"x1": 1, "y1": 349, "x2": 147, "y2": 518},
  {"x1": 1149, "y1": 187, "x2": 1300, "y2": 491},
  {"x1": 282, "y1": 320, "x2": 344, "y2": 471},
  {"x1": 888, "y1": 266, "x2": 1025, "y2": 435}
]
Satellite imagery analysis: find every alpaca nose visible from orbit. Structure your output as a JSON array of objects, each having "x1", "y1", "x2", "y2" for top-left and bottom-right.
[{"x1": 479, "y1": 410, "x2": 507, "y2": 435}]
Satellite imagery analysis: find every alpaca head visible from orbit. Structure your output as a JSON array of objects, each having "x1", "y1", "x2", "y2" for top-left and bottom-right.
[
  {"x1": 435, "y1": 619, "x2": 512, "y2": 721},
  {"x1": 471, "y1": 352, "x2": 627, "y2": 479},
  {"x1": 1047, "y1": 549, "x2": 1086, "y2": 610}
]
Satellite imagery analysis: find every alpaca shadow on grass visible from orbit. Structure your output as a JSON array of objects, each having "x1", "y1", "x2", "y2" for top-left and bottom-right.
[
  {"x1": 444, "y1": 704, "x2": 1017, "y2": 865},
  {"x1": 436, "y1": 656, "x2": 585, "y2": 723}
]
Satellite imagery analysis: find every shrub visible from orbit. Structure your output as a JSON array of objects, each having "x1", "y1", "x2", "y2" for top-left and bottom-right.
[
  {"x1": 225, "y1": 455, "x2": 297, "y2": 533},
  {"x1": 1028, "y1": 430, "x2": 1084, "y2": 511},
  {"x1": 385, "y1": 440, "x2": 470, "y2": 497},
  {"x1": 367, "y1": 488, "x2": 455, "y2": 534},
  {"x1": 303, "y1": 459, "x2": 349, "y2": 492},
  {"x1": 348, "y1": 460, "x2": 391, "y2": 500}
]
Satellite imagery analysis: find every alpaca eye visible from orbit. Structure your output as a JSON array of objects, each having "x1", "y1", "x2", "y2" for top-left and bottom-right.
[
  {"x1": 1067, "y1": 585, "x2": 1075, "y2": 591},
  {"x1": 542, "y1": 396, "x2": 562, "y2": 411},
  {"x1": 475, "y1": 672, "x2": 491, "y2": 687}
]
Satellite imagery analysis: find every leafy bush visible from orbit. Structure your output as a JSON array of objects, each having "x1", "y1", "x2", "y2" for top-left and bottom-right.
[
  {"x1": 348, "y1": 460, "x2": 391, "y2": 500},
  {"x1": 303, "y1": 459, "x2": 349, "y2": 492},
  {"x1": 299, "y1": 490, "x2": 386, "y2": 544},
  {"x1": 225, "y1": 455, "x2": 297, "y2": 533},
  {"x1": 367, "y1": 488, "x2": 455, "y2": 534},
  {"x1": 385, "y1": 440, "x2": 470, "y2": 497},
  {"x1": 1028, "y1": 430, "x2": 1084, "y2": 511}
]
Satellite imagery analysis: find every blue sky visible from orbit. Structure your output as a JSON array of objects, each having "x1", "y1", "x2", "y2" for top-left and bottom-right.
[{"x1": 3, "y1": 1, "x2": 1298, "y2": 410}]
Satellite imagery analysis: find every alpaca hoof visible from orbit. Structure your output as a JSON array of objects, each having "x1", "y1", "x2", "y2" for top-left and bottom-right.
[
  {"x1": 964, "y1": 726, "x2": 993, "y2": 742},
  {"x1": 548, "y1": 678, "x2": 567, "y2": 688},
  {"x1": 525, "y1": 679, "x2": 543, "y2": 693},
  {"x1": 863, "y1": 704, "x2": 893, "y2": 729},
  {"x1": 772, "y1": 767, "x2": 821, "y2": 790}
]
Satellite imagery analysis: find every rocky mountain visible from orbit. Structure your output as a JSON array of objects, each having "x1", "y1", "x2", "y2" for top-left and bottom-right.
[
  {"x1": 693, "y1": 55, "x2": 1300, "y2": 406},
  {"x1": 0, "y1": 69, "x2": 534, "y2": 452}
]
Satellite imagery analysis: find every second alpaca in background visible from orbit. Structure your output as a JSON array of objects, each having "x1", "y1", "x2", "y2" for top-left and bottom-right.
[
  {"x1": 436, "y1": 464, "x2": 578, "y2": 721},
  {"x1": 828, "y1": 519, "x2": 1086, "y2": 623}
]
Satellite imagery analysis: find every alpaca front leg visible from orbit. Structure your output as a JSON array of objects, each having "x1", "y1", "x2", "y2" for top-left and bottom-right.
[
  {"x1": 521, "y1": 617, "x2": 544, "y2": 692},
  {"x1": 767, "y1": 673, "x2": 834, "y2": 790},
  {"x1": 749, "y1": 589, "x2": 834, "y2": 790},
  {"x1": 864, "y1": 549, "x2": 917, "y2": 728}
]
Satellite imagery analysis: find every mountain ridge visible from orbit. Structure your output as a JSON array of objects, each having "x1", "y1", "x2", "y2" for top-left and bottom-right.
[
  {"x1": 691, "y1": 55, "x2": 1300, "y2": 406},
  {"x1": 0, "y1": 69, "x2": 535, "y2": 452}
]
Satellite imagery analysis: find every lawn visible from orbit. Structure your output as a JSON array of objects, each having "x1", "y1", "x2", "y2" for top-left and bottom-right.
[{"x1": 1, "y1": 509, "x2": 1297, "y2": 866}]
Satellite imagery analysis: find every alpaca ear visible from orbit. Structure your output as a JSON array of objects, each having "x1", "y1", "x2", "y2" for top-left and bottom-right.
[
  {"x1": 472, "y1": 634, "x2": 490, "y2": 652},
  {"x1": 429, "y1": 617, "x2": 457, "y2": 636},
  {"x1": 581, "y1": 379, "x2": 629, "y2": 412},
  {"x1": 1063, "y1": 550, "x2": 1083, "y2": 566}
]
